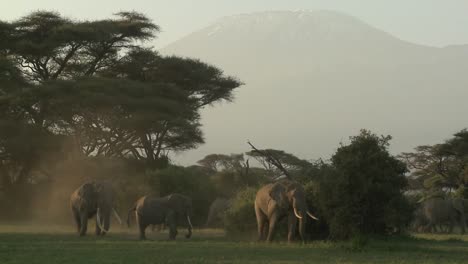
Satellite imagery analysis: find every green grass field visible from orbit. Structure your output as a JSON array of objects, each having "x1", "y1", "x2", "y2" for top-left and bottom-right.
[{"x1": 1, "y1": 224, "x2": 468, "y2": 264}]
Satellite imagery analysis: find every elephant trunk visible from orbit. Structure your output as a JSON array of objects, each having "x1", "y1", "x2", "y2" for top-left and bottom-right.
[
  {"x1": 298, "y1": 217, "x2": 306, "y2": 242},
  {"x1": 185, "y1": 214, "x2": 193, "y2": 239},
  {"x1": 293, "y1": 202, "x2": 308, "y2": 242}
]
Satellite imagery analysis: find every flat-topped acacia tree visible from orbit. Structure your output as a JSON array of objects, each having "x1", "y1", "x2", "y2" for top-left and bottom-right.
[{"x1": 0, "y1": 11, "x2": 242, "y2": 188}]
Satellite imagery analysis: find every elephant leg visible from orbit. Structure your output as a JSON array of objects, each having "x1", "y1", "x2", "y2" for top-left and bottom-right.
[
  {"x1": 287, "y1": 212, "x2": 297, "y2": 242},
  {"x1": 255, "y1": 205, "x2": 267, "y2": 241},
  {"x1": 447, "y1": 219, "x2": 455, "y2": 234},
  {"x1": 136, "y1": 212, "x2": 147, "y2": 240},
  {"x1": 72, "y1": 207, "x2": 81, "y2": 234},
  {"x1": 166, "y1": 211, "x2": 177, "y2": 240},
  {"x1": 79, "y1": 212, "x2": 88, "y2": 236},
  {"x1": 168, "y1": 225, "x2": 178, "y2": 240},
  {"x1": 459, "y1": 214, "x2": 466, "y2": 234},
  {"x1": 262, "y1": 223, "x2": 269, "y2": 239},
  {"x1": 266, "y1": 212, "x2": 279, "y2": 242}
]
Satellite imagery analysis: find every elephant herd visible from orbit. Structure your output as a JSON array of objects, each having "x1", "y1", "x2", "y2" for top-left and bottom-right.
[
  {"x1": 70, "y1": 180, "x2": 468, "y2": 242},
  {"x1": 70, "y1": 179, "x2": 319, "y2": 242},
  {"x1": 70, "y1": 181, "x2": 193, "y2": 240}
]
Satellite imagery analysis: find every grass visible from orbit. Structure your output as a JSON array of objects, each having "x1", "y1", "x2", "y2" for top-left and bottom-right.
[{"x1": 1, "y1": 224, "x2": 468, "y2": 263}]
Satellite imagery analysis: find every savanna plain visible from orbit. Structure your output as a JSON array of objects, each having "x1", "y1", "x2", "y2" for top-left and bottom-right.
[{"x1": 1, "y1": 224, "x2": 468, "y2": 264}]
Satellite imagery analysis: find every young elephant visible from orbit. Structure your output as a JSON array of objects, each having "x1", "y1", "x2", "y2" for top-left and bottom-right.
[
  {"x1": 127, "y1": 193, "x2": 193, "y2": 240},
  {"x1": 255, "y1": 180, "x2": 319, "y2": 242},
  {"x1": 70, "y1": 181, "x2": 122, "y2": 236}
]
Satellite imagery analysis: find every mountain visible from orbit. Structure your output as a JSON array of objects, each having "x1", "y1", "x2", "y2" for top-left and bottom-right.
[{"x1": 162, "y1": 10, "x2": 468, "y2": 165}]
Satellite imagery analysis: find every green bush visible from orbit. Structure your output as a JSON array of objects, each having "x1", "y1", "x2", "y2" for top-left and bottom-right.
[
  {"x1": 317, "y1": 130, "x2": 411, "y2": 240},
  {"x1": 224, "y1": 187, "x2": 258, "y2": 237},
  {"x1": 304, "y1": 180, "x2": 329, "y2": 239}
]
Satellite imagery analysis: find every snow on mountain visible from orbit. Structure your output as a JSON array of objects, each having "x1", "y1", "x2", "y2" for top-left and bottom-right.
[{"x1": 162, "y1": 10, "x2": 468, "y2": 165}]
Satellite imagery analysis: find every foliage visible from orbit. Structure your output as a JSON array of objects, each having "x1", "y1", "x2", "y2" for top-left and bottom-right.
[
  {"x1": 224, "y1": 187, "x2": 257, "y2": 236},
  {"x1": 400, "y1": 129, "x2": 468, "y2": 197},
  {"x1": 0, "y1": 10, "x2": 241, "y2": 203},
  {"x1": 197, "y1": 153, "x2": 269, "y2": 197},
  {"x1": 317, "y1": 130, "x2": 410, "y2": 239},
  {"x1": 245, "y1": 148, "x2": 313, "y2": 180},
  {"x1": 303, "y1": 179, "x2": 329, "y2": 239}
]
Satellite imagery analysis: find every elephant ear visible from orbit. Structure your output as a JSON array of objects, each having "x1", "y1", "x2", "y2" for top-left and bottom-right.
[
  {"x1": 166, "y1": 194, "x2": 188, "y2": 214},
  {"x1": 269, "y1": 183, "x2": 289, "y2": 210}
]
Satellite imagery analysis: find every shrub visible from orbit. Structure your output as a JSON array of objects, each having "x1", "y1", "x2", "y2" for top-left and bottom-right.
[
  {"x1": 224, "y1": 187, "x2": 258, "y2": 237},
  {"x1": 304, "y1": 180, "x2": 329, "y2": 239},
  {"x1": 317, "y1": 130, "x2": 411, "y2": 239}
]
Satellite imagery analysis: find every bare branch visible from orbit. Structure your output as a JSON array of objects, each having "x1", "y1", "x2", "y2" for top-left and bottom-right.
[{"x1": 247, "y1": 141, "x2": 291, "y2": 180}]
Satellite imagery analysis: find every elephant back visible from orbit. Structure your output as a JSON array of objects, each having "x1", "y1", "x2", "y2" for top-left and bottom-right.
[
  {"x1": 422, "y1": 198, "x2": 455, "y2": 222},
  {"x1": 256, "y1": 182, "x2": 289, "y2": 211}
]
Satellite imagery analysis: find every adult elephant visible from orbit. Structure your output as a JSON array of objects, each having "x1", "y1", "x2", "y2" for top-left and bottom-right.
[
  {"x1": 127, "y1": 193, "x2": 193, "y2": 240},
  {"x1": 255, "y1": 180, "x2": 319, "y2": 242},
  {"x1": 422, "y1": 197, "x2": 466, "y2": 234},
  {"x1": 70, "y1": 181, "x2": 122, "y2": 236}
]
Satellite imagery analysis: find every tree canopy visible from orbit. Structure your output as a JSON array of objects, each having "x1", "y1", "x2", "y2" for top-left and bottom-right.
[
  {"x1": 0, "y1": 11, "x2": 242, "y2": 189},
  {"x1": 400, "y1": 129, "x2": 468, "y2": 197}
]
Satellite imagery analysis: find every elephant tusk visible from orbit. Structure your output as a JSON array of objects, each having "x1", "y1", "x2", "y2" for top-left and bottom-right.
[
  {"x1": 97, "y1": 208, "x2": 109, "y2": 233},
  {"x1": 187, "y1": 215, "x2": 193, "y2": 229},
  {"x1": 112, "y1": 208, "x2": 123, "y2": 225},
  {"x1": 293, "y1": 208, "x2": 303, "y2": 219},
  {"x1": 307, "y1": 211, "x2": 319, "y2": 221}
]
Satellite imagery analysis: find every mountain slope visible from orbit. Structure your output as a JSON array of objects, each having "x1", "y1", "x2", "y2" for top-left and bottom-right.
[{"x1": 163, "y1": 10, "x2": 468, "y2": 164}]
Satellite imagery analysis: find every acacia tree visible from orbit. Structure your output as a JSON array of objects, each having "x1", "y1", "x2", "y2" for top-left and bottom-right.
[
  {"x1": 97, "y1": 48, "x2": 241, "y2": 166},
  {"x1": 400, "y1": 129, "x2": 468, "y2": 197},
  {"x1": 245, "y1": 146, "x2": 312, "y2": 180},
  {"x1": 0, "y1": 11, "x2": 242, "y2": 187},
  {"x1": 0, "y1": 11, "x2": 161, "y2": 186}
]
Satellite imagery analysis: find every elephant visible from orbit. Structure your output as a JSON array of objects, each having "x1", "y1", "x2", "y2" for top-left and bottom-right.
[
  {"x1": 411, "y1": 205, "x2": 448, "y2": 233},
  {"x1": 205, "y1": 197, "x2": 232, "y2": 227},
  {"x1": 422, "y1": 197, "x2": 466, "y2": 234},
  {"x1": 70, "y1": 181, "x2": 122, "y2": 236},
  {"x1": 127, "y1": 193, "x2": 193, "y2": 240},
  {"x1": 255, "y1": 180, "x2": 318, "y2": 242}
]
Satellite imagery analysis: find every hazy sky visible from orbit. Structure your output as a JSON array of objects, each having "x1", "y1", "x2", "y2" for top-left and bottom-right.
[{"x1": 1, "y1": 0, "x2": 468, "y2": 48}]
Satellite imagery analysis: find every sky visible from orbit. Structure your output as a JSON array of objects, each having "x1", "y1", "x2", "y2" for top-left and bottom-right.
[
  {"x1": 1, "y1": 1, "x2": 467, "y2": 165},
  {"x1": 1, "y1": 0, "x2": 468, "y2": 48}
]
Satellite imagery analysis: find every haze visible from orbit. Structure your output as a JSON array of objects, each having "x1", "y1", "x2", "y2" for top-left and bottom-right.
[
  {"x1": 2, "y1": 0, "x2": 467, "y2": 165},
  {"x1": 2, "y1": 0, "x2": 468, "y2": 47}
]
